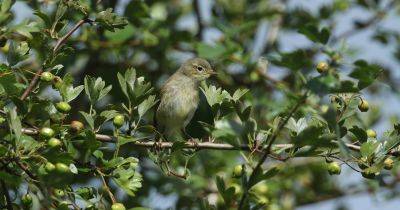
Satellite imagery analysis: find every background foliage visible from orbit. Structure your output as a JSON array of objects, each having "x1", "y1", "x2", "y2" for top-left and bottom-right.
[{"x1": 1, "y1": 0, "x2": 400, "y2": 209}]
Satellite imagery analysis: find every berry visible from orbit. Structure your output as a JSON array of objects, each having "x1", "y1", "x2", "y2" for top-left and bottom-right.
[
  {"x1": 316, "y1": 62, "x2": 329, "y2": 73},
  {"x1": 232, "y1": 164, "x2": 243, "y2": 178},
  {"x1": 55, "y1": 163, "x2": 70, "y2": 173},
  {"x1": 384, "y1": 158, "x2": 394, "y2": 170},
  {"x1": 54, "y1": 189, "x2": 65, "y2": 197},
  {"x1": 53, "y1": 76, "x2": 63, "y2": 89},
  {"x1": 47, "y1": 138, "x2": 62, "y2": 148},
  {"x1": 366, "y1": 129, "x2": 376, "y2": 138},
  {"x1": 40, "y1": 127, "x2": 55, "y2": 139},
  {"x1": 113, "y1": 114, "x2": 125, "y2": 128},
  {"x1": 111, "y1": 203, "x2": 126, "y2": 210},
  {"x1": 56, "y1": 102, "x2": 71, "y2": 113},
  {"x1": 40, "y1": 72, "x2": 54, "y2": 82},
  {"x1": 45, "y1": 162, "x2": 56, "y2": 172},
  {"x1": 358, "y1": 99, "x2": 369, "y2": 112},
  {"x1": 70, "y1": 121, "x2": 84, "y2": 133},
  {"x1": 327, "y1": 162, "x2": 341, "y2": 175},
  {"x1": 21, "y1": 194, "x2": 32, "y2": 206}
]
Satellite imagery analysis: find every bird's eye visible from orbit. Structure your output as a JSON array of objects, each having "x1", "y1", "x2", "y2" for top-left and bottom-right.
[{"x1": 196, "y1": 66, "x2": 204, "y2": 72}]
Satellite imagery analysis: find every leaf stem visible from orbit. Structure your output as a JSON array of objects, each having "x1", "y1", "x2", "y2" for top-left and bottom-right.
[{"x1": 96, "y1": 169, "x2": 116, "y2": 204}]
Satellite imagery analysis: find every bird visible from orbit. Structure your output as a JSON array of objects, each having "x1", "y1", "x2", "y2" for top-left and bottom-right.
[{"x1": 156, "y1": 58, "x2": 215, "y2": 141}]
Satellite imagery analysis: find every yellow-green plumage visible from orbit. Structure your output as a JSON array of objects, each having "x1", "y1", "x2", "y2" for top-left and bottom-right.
[{"x1": 156, "y1": 58, "x2": 215, "y2": 140}]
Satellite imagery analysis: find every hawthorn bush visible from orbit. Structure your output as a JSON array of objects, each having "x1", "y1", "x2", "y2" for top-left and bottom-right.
[{"x1": 1, "y1": 0, "x2": 400, "y2": 209}]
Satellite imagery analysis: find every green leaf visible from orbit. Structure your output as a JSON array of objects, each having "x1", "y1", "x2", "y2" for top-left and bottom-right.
[
  {"x1": 248, "y1": 167, "x2": 279, "y2": 189},
  {"x1": 349, "y1": 126, "x2": 368, "y2": 143},
  {"x1": 10, "y1": 21, "x2": 40, "y2": 39},
  {"x1": 34, "y1": 10, "x2": 51, "y2": 27},
  {"x1": 111, "y1": 157, "x2": 142, "y2": 197},
  {"x1": 298, "y1": 24, "x2": 330, "y2": 44},
  {"x1": 360, "y1": 141, "x2": 379, "y2": 157},
  {"x1": 232, "y1": 88, "x2": 249, "y2": 101},
  {"x1": 84, "y1": 76, "x2": 112, "y2": 104},
  {"x1": 59, "y1": 73, "x2": 84, "y2": 102},
  {"x1": 4, "y1": 104, "x2": 21, "y2": 143},
  {"x1": 79, "y1": 111, "x2": 94, "y2": 130},
  {"x1": 200, "y1": 84, "x2": 231, "y2": 107},
  {"x1": 138, "y1": 95, "x2": 158, "y2": 118},
  {"x1": 0, "y1": 0, "x2": 14, "y2": 25},
  {"x1": 118, "y1": 135, "x2": 137, "y2": 146},
  {"x1": 7, "y1": 41, "x2": 30, "y2": 66},
  {"x1": 95, "y1": 8, "x2": 128, "y2": 32},
  {"x1": 349, "y1": 60, "x2": 382, "y2": 89},
  {"x1": 270, "y1": 50, "x2": 312, "y2": 71}
]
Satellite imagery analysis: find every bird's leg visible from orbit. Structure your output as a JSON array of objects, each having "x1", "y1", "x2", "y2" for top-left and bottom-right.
[{"x1": 182, "y1": 128, "x2": 199, "y2": 148}]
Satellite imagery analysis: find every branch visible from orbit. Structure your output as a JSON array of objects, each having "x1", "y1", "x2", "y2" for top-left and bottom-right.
[
  {"x1": 332, "y1": 0, "x2": 394, "y2": 43},
  {"x1": 20, "y1": 18, "x2": 91, "y2": 101},
  {"x1": 193, "y1": 0, "x2": 205, "y2": 40},
  {"x1": 96, "y1": 169, "x2": 116, "y2": 204},
  {"x1": 53, "y1": 18, "x2": 92, "y2": 53},
  {"x1": 16, "y1": 127, "x2": 400, "y2": 156},
  {"x1": 20, "y1": 69, "x2": 43, "y2": 100},
  {"x1": 1, "y1": 181, "x2": 12, "y2": 210},
  {"x1": 238, "y1": 91, "x2": 309, "y2": 208}
]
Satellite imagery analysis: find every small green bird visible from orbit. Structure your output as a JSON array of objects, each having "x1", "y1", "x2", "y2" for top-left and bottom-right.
[{"x1": 156, "y1": 58, "x2": 215, "y2": 140}]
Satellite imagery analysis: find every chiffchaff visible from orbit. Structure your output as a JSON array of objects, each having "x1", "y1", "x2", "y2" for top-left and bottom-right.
[{"x1": 156, "y1": 58, "x2": 215, "y2": 140}]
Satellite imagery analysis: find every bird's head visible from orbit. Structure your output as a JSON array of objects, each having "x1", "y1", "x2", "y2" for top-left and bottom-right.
[{"x1": 180, "y1": 58, "x2": 216, "y2": 81}]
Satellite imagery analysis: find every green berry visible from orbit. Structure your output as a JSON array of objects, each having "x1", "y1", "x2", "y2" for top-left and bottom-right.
[
  {"x1": 40, "y1": 72, "x2": 54, "y2": 82},
  {"x1": 40, "y1": 127, "x2": 55, "y2": 139},
  {"x1": 70, "y1": 121, "x2": 84, "y2": 133},
  {"x1": 113, "y1": 114, "x2": 125, "y2": 128},
  {"x1": 111, "y1": 203, "x2": 126, "y2": 210},
  {"x1": 327, "y1": 162, "x2": 341, "y2": 175},
  {"x1": 366, "y1": 129, "x2": 376, "y2": 138},
  {"x1": 54, "y1": 189, "x2": 65, "y2": 197},
  {"x1": 56, "y1": 102, "x2": 71, "y2": 113},
  {"x1": 47, "y1": 138, "x2": 62, "y2": 148},
  {"x1": 384, "y1": 158, "x2": 394, "y2": 170},
  {"x1": 55, "y1": 163, "x2": 70, "y2": 173},
  {"x1": 21, "y1": 194, "x2": 32, "y2": 206},
  {"x1": 0, "y1": 116, "x2": 5, "y2": 124},
  {"x1": 358, "y1": 99, "x2": 369, "y2": 112},
  {"x1": 45, "y1": 162, "x2": 56, "y2": 172},
  {"x1": 316, "y1": 62, "x2": 329, "y2": 73},
  {"x1": 53, "y1": 76, "x2": 63, "y2": 89},
  {"x1": 232, "y1": 164, "x2": 243, "y2": 178}
]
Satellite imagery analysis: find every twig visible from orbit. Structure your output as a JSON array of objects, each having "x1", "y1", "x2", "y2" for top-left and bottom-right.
[
  {"x1": 14, "y1": 159, "x2": 39, "y2": 182},
  {"x1": 20, "y1": 69, "x2": 43, "y2": 100},
  {"x1": 96, "y1": 169, "x2": 116, "y2": 204},
  {"x1": 193, "y1": 0, "x2": 205, "y2": 40},
  {"x1": 1, "y1": 181, "x2": 12, "y2": 210},
  {"x1": 20, "y1": 18, "x2": 91, "y2": 101},
  {"x1": 238, "y1": 91, "x2": 309, "y2": 208},
  {"x1": 332, "y1": 0, "x2": 394, "y2": 43},
  {"x1": 53, "y1": 18, "x2": 92, "y2": 53}
]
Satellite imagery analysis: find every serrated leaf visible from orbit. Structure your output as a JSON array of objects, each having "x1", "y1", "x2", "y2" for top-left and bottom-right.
[
  {"x1": 349, "y1": 60, "x2": 382, "y2": 90},
  {"x1": 4, "y1": 104, "x2": 21, "y2": 143},
  {"x1": 138, "y1": 95, "x2": 158, "y2": 118},
  {"x1": 298, "y1": 24, "x2": 330, "y2": 44},
  {"x1": 79, "y1": 111, "x2": 94, "y2": 130},
  {"x1": 95, "y1": 8, "x2": 128, "y2": 32},
  {"x1": 349, "y1": 126, "x2": 368, "y2": 143}
]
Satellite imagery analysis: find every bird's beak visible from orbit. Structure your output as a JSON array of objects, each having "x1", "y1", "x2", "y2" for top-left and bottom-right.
[{"x1": 209, "y1": 70, "x2": 218, "y2": 76}]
